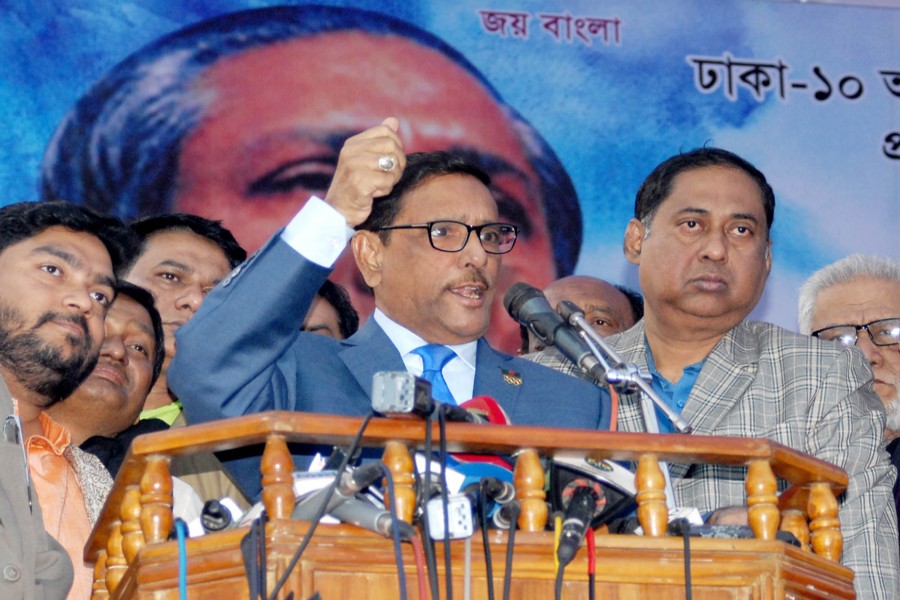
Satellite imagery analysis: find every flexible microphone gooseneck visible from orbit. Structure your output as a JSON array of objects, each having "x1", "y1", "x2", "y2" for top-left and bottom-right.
[
  {"x1": 503, "y1": 282, "x2": 606, "y2": 382},
  {"x1": 291, "y1": 461, "x2": 383, "y2": 521}
]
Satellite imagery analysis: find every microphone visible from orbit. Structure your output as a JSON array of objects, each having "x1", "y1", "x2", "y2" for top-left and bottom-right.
[
  {"x1": 371, "y1": 371, "x2": 434, "y2": 417},
  {"x1": 492, "y1": 500, "x2": 521, "y2": 530},
  {"x1": 548, "y1": 458, "x2": 636, "y2": 534},
  {"x1": 438, "y1": 401, "x2": 484, "y2": 424},
  {"x1": 371, "y1": 371, "x2": 483, "y2": 423},
  {"x1": 480, "y1": 477, "x2": 516, "y2": 505},
  {"x1": 200, "y1": 499, "x2": 234, "y2": 533},
  {"x1": 459, "y1": 396, "x2": 511, "y2": 425},
  {"x1": 453, "y1": 397, "x2": 513, "y2": 469},
  {"x1": 556, "y1": 483, "x2": 602, "y2": 566},
  {"x1": 329, "y1": 497, "x2": 415, "y2": 540},
  {"x1": 503, "y1": 283, "x2": 606, "y2": 382},
  {"x1": 461, "y1": 476, "x2": 517, "y2": 523},
  {"x1": 291, "y1": 461, "x2": 384, "y2": 521}
]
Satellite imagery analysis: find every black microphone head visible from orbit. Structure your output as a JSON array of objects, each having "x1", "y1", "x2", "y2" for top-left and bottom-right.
[
  {"x1": 557, "y1": 485, "x2": 600, "y2": 566},
  {"x1": 481, "y1": 477, "x2": 516, "y2": 504},
  {"x1": 201, "y1": 499, "x2": 232, "y2": 532},
  {"x1": 393, "y1": 520, "x2": 417, "y2": 541},
  {"x1": 503, "y1": 282, "x2": 545, "y2": 322},
  {"x1": 492, "y1": 499, "x2": 521, "y2": 530},
  {"x1": 561, "y1": 478, "x2": 606, "y2": 519},
  {"x1": 568, "y1": 484, "x2": 601, "y2": 514},
  {"x1": 557, "y1": 300, "x2": 585, "y2": 325},
  {"x1": 348, "y1": 461, "x2": 385, "y2": 491}
]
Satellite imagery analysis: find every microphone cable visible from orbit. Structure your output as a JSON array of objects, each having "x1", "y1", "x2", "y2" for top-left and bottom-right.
[
  {"x1": 553, "y1": 514, "x2": 564, "y2": 600},
  {"x1": 501, "y1": 501, "x2": 520, "y2": 600},
  {"x1": 463, "y1": 535, "x2": 473, "y2": 600},
  {"x1": 554, "y1": 559, "x2": 565, "y2": 600},
  {"x1": 409, "y1": 529, "x2": 429, "y2": 600},
  {"x1": 243, "y1": 512, "x2": 267, "y2": 599},
  {"x1": 267, "y1": 411, "x2": 375, "y2": 600},
  {"x1": 377, "y1": 462, "x2": 408, "y2": 600},
  {"x1": 479, "y1": 479, "x2": 496, "y2": 600},
  {"x1": 553, "y1": 513, "x2": 562, "y2": 572},
  {"x1": 608, "y1": 386, "x2": 620, "y2": 432},
  {"x1": 684, "y1": 528, "x2": 693, "y2": 600},
  {"x1": 586, "y1": 527, "x2": 596, "y2": 600},
  {"x1": 175, "y1": 518, "x2": 188, "y2": 600},
  {"x1": 679, "y1": 520, "x2": 693, "y2": 600},
  {"x1": 438, "y1": 404, "x2": 454, "y2": 600},
  {"x1": 416, "y1": 409, "x2": 441, "y2": 600}
]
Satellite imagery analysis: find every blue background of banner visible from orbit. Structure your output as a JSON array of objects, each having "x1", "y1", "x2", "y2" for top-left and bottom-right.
[{"x1": 1, "y1": 0, "x2": 897, "y2": 332}]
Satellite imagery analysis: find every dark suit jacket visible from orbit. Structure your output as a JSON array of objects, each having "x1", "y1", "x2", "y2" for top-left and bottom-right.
[
  {"x1": 80, "y1": 418, "x2": 169, "y2": 478},
  {"x1": 170, "y1": 235, "x2": 609, "y2": 498}
]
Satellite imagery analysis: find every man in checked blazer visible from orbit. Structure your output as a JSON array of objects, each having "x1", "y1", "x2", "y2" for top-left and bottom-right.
[
  {"x1": 528, "y1": 148, "x2": 898, "y2": 597},
  {"x1": 169, "y1": 119, "x2": 610, "y2": 500}
]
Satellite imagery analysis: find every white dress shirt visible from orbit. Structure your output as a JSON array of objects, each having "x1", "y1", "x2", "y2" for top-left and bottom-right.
[{"x1": 280, "y1": 196, "x2": 478, "y2": 403}]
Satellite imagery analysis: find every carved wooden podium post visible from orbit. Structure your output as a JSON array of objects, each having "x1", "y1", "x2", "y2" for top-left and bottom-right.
[
  {"x1": 383, "y1": 441, "x2": 416, "y2": 523},
  {"x1": 85, "y1": 412, "x2": 853, "y2": 599},
  {"x1": 635, "y1": 454, "x2": 667, "y2": 537},
  {"x1": 747, "y1": 459, "x2": 779, "y2": 541},
  {"x1": 513, "y1": 448, "x2": 547, "y2": 532}
]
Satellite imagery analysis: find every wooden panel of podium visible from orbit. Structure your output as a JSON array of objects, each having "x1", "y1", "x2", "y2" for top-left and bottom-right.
[{"x1": 85, "y1": 412, "x2": 855, "y2": 599}]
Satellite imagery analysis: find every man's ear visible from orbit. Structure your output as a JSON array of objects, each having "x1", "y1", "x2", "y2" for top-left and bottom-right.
[
  {"x1": 764, "y1": 239, "x2": 772, "y2": 274},
  {"x1": 351, "y1": 231, "x2": 384, "y2": 289},
  {"x1": 623, "y1": 218, "x2": 645, "y2": 265}
]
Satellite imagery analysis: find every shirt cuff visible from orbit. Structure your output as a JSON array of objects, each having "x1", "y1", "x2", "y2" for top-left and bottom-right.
[{"x1": 280, "y1": 196, "x2": 355, "y2": 268}]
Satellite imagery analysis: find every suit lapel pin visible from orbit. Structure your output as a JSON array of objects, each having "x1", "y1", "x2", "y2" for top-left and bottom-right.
[{"x1": 501, "y1": 368, "x2": 522, "y2": 386}]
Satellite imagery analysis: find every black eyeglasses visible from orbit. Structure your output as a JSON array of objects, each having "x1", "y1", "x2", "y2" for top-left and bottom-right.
[
  {"x1": 373, "y1": 220, "x2": 519, "y2": 254},
  {"x1": 812, "y1": 317, "x2": 900, "y2": 348}
]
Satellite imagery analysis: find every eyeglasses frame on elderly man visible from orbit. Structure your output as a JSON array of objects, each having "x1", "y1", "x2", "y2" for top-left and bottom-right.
[
  {"x1": 372, "y1": 220, "x2": 520, "y2": 254},
  {"x1": 811, "y1": 317, "x2": 900, "y2": 347}
]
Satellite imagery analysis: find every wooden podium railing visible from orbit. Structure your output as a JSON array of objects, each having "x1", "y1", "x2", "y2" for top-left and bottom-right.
[{"x1": 85, "y1": 411, "x2": 854, "y2": 599}]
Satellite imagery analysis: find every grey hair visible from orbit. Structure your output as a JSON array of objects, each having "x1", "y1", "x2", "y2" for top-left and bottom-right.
[{"x1": 798, "y1": 254, "x2": 900, "y2": 334}]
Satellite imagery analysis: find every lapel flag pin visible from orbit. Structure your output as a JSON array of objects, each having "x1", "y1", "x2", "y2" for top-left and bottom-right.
[{"x1": 501, "y1": 368, "x2": 522, "y2": 386}]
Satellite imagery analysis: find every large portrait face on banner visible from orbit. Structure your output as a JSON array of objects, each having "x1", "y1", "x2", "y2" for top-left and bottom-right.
[
  {"x1": 39, "y1": 6, "x2": 582, "y2": 353},
  {"x1": 3, "y1": 1, "x2": 897, "y2": 351}
]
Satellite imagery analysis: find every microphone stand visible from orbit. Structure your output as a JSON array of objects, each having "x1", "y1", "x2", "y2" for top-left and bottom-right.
[{"x1": 558, "y1": 301, "x2": 692, "y2": 509}]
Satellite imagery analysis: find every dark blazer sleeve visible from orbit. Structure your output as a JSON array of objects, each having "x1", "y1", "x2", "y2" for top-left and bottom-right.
[{"x1": 169, "y1": 235, "x2": 330, "y2": 425}]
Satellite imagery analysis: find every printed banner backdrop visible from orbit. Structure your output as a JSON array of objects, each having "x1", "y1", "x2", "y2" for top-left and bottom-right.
[{"x1": 2, "y1": 0, "x2": 897, "y2": 353}]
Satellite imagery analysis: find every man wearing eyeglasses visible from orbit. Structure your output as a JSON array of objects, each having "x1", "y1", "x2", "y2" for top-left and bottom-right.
[
  {"x1": 799, "y1": 254, "x2": 900, "y2": 537},
  {"x1": 168, "y1": 119, "x2": 610, "y2": 499}
]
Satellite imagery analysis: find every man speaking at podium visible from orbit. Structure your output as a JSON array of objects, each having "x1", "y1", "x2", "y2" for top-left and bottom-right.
[{"x1": 168, "y1": 118, "x2": 610, "y2": 500}]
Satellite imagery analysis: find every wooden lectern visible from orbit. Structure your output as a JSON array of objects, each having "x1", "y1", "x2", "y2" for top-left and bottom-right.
[{"x1": 85, "y1": 412, "x2": 855, "y2": 599}]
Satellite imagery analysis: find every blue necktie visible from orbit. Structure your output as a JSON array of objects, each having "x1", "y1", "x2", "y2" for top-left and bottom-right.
[{"x1": 412, "y1": 344, "x2": 457, "y2": 405}]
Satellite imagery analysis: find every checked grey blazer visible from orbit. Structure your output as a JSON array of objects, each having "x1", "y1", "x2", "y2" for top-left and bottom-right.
[{"x1": 529, "y1": 319, "x2": 899, "y2": 598}]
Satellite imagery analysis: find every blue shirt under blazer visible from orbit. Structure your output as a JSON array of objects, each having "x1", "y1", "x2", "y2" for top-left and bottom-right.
[{"x1": 169, "y1": 235, "x2": 610, "y2": 498}]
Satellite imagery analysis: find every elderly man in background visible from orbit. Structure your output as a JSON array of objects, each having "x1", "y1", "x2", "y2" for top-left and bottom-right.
[
  {"x1": 799, "y1": 253, "x2": 900, "y2": 534},
  {"x1": 520, "y1": 275, "x2": 642, "y2": 353}
]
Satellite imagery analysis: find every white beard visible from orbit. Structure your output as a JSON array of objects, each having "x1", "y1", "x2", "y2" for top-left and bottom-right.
[{"x1": 885, "y1": 393, "x2": 900, "y2": 433}]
